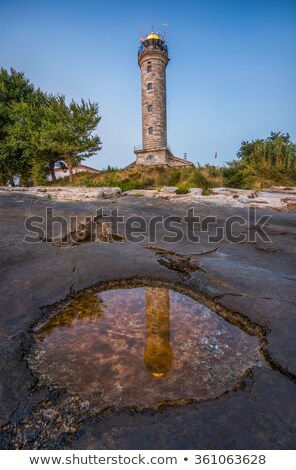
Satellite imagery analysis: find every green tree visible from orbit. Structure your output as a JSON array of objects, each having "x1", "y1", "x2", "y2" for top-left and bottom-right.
[
  {"x1": 38, "y1": 95, "x2": 102, "y2": 182},
  {"x1": 0, "y1": 68, "x2": 102, "y2": 185},
  {"x1": 0, "y1": 68, "x2": 35, "y2": 185},
  {"x1": 5, "y1": 90, "x2": 61, "y2": 185}
]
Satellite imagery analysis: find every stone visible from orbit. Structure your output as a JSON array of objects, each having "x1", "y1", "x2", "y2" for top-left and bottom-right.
[
  {"x1": 0, "y1": 186, "x2": 121, "y2": 202},
  {"x1": 160, "y1": 186, "x2": 178, "y2": 193},
  {"x1": 188, "y1": 188, "x2": 203, "y2": 196},
  {"x1": 127, "y1": 189, "x2": 158, "y2": 198},
  {"x1": 95, "y1": 189, "x2": 105, "y2": 198},
  {"x1": 102, "y1": 187, "x2": 121, "y2": 198},
  {"x1": 210, "y1": 187, "x2": 255, "y2": 198},
  {"x1": 210, "y1": 187, "x2": 233, "y2": 196},
  {"x1": 1, "y1": 186, "x2": 296, "y2": 210}
]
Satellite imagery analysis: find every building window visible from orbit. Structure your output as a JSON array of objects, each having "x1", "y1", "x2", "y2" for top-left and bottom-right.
[
  {"x1": 146, "y1": 155, "x2": 154, "y2": 160},
  {"x1": 148, "y1": 105, "x2": 152, "y2": 112},
  {"x1": 148, "y1": 127, "x2": 153, "y2": 135},
  {"x1": 147, "y1": 82, "x2": 152, "y2": 91},
  {"x1": 147, "y1": 65, "x2": 152, "y2": 73}
]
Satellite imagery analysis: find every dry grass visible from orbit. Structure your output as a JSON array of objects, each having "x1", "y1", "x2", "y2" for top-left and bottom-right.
[{"x1": 49, "y1": 164, "x2": 223, "y2": 194}]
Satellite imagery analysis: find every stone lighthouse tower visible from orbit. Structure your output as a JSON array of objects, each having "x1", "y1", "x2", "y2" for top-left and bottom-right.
[
  {"x1": 134, "y1": 32, "x2": 193, "y2": 167},
  {"x1": 144, "y1": 287, "x2": 173, "y2": 377}
]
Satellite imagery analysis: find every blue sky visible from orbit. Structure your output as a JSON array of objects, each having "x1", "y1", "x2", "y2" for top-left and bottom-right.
[{"x1": 1, "y1": 0, "x2": 296, "y2": 169}]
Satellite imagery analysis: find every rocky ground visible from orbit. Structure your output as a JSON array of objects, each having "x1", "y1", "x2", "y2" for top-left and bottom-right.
[
  {"x1": 1, "y1": 185, "x2": 296, "y2": 211},
  {"x1": 0, "y1": 191, "x2": 295, "y2": 449}
]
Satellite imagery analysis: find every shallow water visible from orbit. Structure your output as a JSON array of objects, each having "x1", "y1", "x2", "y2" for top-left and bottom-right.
[{"x1": 30, "y1": 286, "x2": 260, "y2": 410}]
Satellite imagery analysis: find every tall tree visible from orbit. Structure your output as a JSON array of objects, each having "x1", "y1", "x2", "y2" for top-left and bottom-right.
[
  {"x1": 0, "y1": 68, "x2": 102, "y2": 185},
  {"x1": 38, "y1": 96, "x2": 102, "y2": 182},
  {"x1": 5, "y1": 89, "x2": 60, "y2": 185},
  {"x1": 0, "y1": 68, "x2": 35, "y2": 185}
]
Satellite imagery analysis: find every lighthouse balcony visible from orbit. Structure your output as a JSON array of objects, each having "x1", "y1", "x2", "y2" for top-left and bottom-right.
[
  {"x1": 138, "y1": 42, "x2": 168, "y2": 58},
  {"x1": 134, "y1": 143, "x2": 171, "y2": 152}
]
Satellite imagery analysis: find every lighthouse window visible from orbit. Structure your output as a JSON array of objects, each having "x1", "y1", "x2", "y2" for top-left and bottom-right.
[
  {"x1": 147, "y1": 83, "x2": 152, "y2": 91},
  {"x1": 148, "y1": 127, "x2": 153, "y2": 135},
  {"x1": 147, "y1": 65, "x2": 152, "y2": 73},
  {"x1": 148, "y1": 105, "x2": 152, "y2": 112},
  {"x1": 147, "y1": 155, "x2": 154, "y2": 160}
]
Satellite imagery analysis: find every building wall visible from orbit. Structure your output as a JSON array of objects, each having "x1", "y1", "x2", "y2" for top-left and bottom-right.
[
  {"x1": 139, "y1": 49, "x2": 168, "y2": 150},
  {"x1": 47, "y1": 168, "x2": 99, "y2": 181},
  {"x1": 135, "y1": 148, "x2": 194, "y2": 167}
]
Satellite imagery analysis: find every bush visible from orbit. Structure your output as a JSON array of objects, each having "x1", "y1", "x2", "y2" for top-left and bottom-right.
[
  {"x1": 176, "y1": 185, "x2": 189, "y2": 194},
  {"x1": 223, "y1": 132, "x2": 296, "y2": 189}
]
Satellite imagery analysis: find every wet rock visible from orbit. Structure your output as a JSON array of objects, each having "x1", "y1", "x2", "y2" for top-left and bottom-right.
[
  {"x1": 0, "y1": 193, "x2": 295, "y2": 449},
  {"x1": 67, "y1": 368, "x2": 296, "y2": 450}
]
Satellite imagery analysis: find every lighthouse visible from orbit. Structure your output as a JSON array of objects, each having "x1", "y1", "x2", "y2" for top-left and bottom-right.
[
  {"x1": 134, "y1": 32, "x2": 193, "y2": 167},
  {"x1": 144, "y1": 287, "x2": 173, "y2": 377}
]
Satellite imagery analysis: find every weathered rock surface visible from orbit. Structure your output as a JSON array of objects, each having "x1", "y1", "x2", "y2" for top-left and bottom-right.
[
  {"x1": 1, "y1": 185, "x2": 296, "y2": 210},
  {"x1": 0, "y1": 186, "x2": 121, "y2": 201},
  {"x1": 188, "y1": 187, "x2": 203, "y2": 196},
  {"x1": 0, "y1": 193, "x2": 295, "y2": 449},
  {"x1": 207, "y1": 187, "x2": 296, "y2": 210},
  {"x1": 160, "y1": 186, "x2": 179, "y2": 193}
]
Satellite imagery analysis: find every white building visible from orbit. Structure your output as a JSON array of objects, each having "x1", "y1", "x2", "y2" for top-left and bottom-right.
[{"x1": 48, "y1": 164, "x2": 101, "y2": 181}]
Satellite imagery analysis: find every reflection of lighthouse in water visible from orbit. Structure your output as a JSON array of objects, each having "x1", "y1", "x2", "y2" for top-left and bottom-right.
[{"x1": 144, "y1": 287, "x2": 173, "y2": 377}]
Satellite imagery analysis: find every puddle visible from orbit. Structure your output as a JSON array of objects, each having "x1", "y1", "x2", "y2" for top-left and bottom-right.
[{"x1": 29, "y1": 286, "x2": 261, "y2": 411}]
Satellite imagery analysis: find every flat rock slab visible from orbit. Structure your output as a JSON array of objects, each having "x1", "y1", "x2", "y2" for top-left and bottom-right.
[
  {"x1": 0, "y1": 186, "x2": 121, "y2": 201},
  {"x1": 0, "y1": 193, "x2": 295, "y2": 449},
  {"x1": 1, "y1": 185, "x2": 296, "y2": 210},
  {"x1": 68, "y1": 368, "x2": 296, "y2": 450}
]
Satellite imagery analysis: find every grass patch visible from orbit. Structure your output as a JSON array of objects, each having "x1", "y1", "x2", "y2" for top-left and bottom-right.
[{"x1": 47, "y1": 164, "x2": 223, "y2": 194}]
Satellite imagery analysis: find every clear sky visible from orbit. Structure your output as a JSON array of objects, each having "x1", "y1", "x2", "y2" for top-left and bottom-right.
[{"x1": 1, "y1": 0, "x2": 296, "y2": 169}]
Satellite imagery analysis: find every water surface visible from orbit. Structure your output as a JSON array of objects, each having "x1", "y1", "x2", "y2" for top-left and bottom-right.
[{"x1": 30, "y1": 287, "x2": 260, "y2": 410}]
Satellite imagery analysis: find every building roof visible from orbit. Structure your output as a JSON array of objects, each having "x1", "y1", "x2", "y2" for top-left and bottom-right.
[{"x1": 55, "y1": 164, "x2": 100, "y2": 174}]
